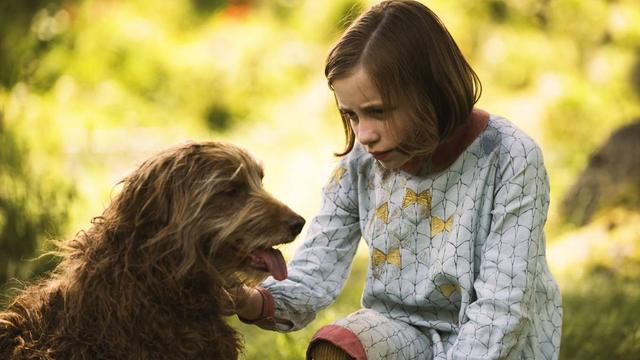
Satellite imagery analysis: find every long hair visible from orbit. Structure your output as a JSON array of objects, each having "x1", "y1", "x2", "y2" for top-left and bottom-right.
[
  {"x1": 0, "y1": 141, "x2": 275, "y2": 359},
  {"x1": 326, "y1": 0, "x2": 482, "y2": 156}
]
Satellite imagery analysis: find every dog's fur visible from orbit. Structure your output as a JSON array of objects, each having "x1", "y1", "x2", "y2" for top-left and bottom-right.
[{"x1": 0, "y1": 141, "x2": 304, "y2": 359}]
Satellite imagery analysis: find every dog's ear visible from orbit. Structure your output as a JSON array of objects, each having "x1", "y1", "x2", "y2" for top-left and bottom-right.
[
  {"x1": 111, "y1": 160, "x2": 174, "y2": 239},
  {"x1": 102, "y1": 142, "x2": 260, "y2": 282},
  {"x1": 111, "y1": 144, "x2": 228, "y2": 277}
]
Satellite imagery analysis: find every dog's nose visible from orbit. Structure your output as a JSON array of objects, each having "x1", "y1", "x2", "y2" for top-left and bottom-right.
[{"x1": 287, "y1": 215, "x2": 305, "y2": 236}]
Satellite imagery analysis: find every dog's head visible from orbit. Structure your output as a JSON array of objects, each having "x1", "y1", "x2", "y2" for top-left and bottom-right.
[
  {"x1": 0, "y1": 141, "x2": 299, "y2": 360},
  {"x1": 100, "y1": 141, "x2": 304, "y2": 289}
]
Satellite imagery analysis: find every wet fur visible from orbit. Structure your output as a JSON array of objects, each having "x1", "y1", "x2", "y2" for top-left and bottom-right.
[{"x1": 0, "y1": 141, "x2": 303, "y2": 359}]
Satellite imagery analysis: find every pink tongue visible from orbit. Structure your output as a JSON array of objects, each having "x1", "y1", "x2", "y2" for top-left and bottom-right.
[{"x1": 249, "y1": 248, "x2": 288, "y2": 281}]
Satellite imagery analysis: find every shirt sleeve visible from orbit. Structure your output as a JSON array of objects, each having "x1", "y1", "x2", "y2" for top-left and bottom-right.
[
  {"x1": 257, "y1": 160, "x2": 362, "y2": 332},
  {"x1": 448, "y1": 139, "x2": 551, "y2": 359}
]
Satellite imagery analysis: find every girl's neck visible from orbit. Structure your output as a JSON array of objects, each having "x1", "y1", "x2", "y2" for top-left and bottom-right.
[
  {"x1": 396, "y1": 108, "x2": 489, "y2": 176},
  {"x1": 399, "y1": 154, "x2": 428, "y2": 175},
  {"x1": 429, "y1": 108, "x2": 490, "y2": 173}
]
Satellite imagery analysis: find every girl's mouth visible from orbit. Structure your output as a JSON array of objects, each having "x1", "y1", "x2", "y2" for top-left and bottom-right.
[{"x1": 370, "y1": 149, "x2": 394, "y2": 161}]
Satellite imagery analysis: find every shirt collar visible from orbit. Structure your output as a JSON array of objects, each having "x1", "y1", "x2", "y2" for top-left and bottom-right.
[{"x1": 429, "y1": 108, "x2": 490, "y2": 173}]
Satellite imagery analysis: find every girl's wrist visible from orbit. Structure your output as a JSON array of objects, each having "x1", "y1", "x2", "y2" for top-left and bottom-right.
[{"x1": 236, "y1": 287, "x2": 264, "y2": 321}]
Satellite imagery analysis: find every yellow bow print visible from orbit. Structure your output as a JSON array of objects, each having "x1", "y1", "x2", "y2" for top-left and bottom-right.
[
  {"x1": 330, "y1": 167, "x2": 346, "y2": 183},
  {"x1": 440, "y1": 283, "x2": 459, "y2": 297},
  {"x1": 402, "y1": 188, "x2": 431, "y2": 209},
  {"x1": 431, "y1": 215, "x2": 453, "y2": 237},
  {"x1": 375, "y1": 202, "x2": 389, "y2": 224},
  {"x1": 372, "y1": 247, "x2": 401, "y2": 268}
]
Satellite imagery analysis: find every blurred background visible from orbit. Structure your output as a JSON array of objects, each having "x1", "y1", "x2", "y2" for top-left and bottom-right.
[{"x1": 1, "y1": 0, "x2": 639, "y2": 358}]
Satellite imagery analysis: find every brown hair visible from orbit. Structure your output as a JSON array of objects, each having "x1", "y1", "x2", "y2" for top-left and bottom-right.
[
  {"x1": 0, "y1": 141, "x2": 287, "y2": 358},
  {"x1": 326, "y1": 0, "x2": 482, "y2": 156}
]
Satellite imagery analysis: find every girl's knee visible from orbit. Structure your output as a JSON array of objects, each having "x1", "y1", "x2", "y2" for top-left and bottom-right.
[
  {"x1": 307, "y1": 340, "x2": 354, "y2": 360},
  {"x1": 307, "y1": 324, "x2": 367, "y2": 360}
]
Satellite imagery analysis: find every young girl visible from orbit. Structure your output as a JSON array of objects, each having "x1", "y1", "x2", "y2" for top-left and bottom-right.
[{"x1": 235, "y1": 1, "x2": 562, "y2": 359}]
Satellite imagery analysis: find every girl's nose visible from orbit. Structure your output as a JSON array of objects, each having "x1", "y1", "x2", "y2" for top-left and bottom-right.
[{"x1": 355, "y1": 119, "x2": 379, "y2": 146}]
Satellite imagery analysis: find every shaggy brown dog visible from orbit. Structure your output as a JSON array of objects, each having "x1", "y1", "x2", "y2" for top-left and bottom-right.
[{"x1": 0, "y1": 141, "x2": 305, "y2": 359}]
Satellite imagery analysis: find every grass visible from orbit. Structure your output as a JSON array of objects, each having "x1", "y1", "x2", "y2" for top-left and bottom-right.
[{"x1": 559, "y1": 263, "x2": 640, "y2": 360}]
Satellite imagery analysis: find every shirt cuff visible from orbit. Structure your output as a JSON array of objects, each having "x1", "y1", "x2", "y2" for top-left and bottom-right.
[{"x1": 238, "y1": 287, "x2": 277, "y2": 330}]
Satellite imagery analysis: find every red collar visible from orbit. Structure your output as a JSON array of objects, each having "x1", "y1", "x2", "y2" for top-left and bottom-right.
[
  {"x1": 384, "y1": 108, "x2": 489, "y2": 175},
  {"x1": 401, "y1": 108, "x2": 489, "y2": 175}
]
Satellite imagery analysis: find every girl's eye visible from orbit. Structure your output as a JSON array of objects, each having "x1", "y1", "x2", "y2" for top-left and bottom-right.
[
  {"x1": 341, "y1": 111, "x2": 358, "y2": 122},
  {"x1": 367, "y1": 108, "x2": 386, "y2": 118}
]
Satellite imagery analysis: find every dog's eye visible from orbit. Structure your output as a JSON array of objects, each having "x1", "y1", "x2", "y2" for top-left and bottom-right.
[
  {"x1": 223, "y1": 188, "x2": 239, "y2": 196},
  {"x1": 221, "y1": 181, "x2": 246, "y2": 197},
  {"x1": 223, "y1": 186, "x2": 243, "y2": 196}
]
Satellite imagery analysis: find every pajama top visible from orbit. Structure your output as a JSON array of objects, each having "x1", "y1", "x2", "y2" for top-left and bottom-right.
[{"x1": 261, "y1": 113, "x2": 562, "y2": 359}]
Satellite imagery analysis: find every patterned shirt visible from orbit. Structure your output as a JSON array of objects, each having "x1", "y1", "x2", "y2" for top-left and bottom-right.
[{"x1": 262, "y1": 114, "x2": 562, "y2": 359}]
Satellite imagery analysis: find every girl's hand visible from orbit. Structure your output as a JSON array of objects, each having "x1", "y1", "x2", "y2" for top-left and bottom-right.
[{"x1": 227, "y1": 285, "x2": 264, "y2": 320}]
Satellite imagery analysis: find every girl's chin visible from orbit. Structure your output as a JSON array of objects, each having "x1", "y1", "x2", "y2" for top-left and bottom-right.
[{"x1": 377, "y1": 154, "x2": 416, "y2": 172}]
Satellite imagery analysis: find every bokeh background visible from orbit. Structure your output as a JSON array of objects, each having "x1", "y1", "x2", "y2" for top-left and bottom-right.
[{"x1": 1, "y1": 0, "x2": 639, "y2": 358}]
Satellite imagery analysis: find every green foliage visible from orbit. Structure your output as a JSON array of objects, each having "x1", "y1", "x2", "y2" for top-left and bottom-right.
[
  {"x1": 561, "y1": 266, "x2": 640, "y2": 359},
  {"x1": 0, "y1": 119, "x2": 74, "y2": 291},
  {"x1": 0, "y1": 0, "x2": 70, "y2": 88},
  {"x1": 204, "y1": 103, "x2": 234, "y2": 131},
  {"x1": 542, "y1": 75, "x2": 638, "y2": 204},
  {"x1": 191, "y1": 0, "x2": 228, "y2": 15},
  {"x1": 1, "y1": 0, "x2": 639, "y2": 358},
  {"x1": 549, "y1": 210, "x2": 640, "y2": 359},
  {"x1": 329, "y1": 0, "x2": 365, "y2": 31}
]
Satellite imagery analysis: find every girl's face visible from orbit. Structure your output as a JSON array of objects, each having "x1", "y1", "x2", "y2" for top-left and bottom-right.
[{"x1": 333, "y1": 67, "x2": 417, "y2": 171}]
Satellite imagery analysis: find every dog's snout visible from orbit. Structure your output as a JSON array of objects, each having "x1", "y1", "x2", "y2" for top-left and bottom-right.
[{"x1": 287, "y1": 215, "x2": 305, "y2": 236}]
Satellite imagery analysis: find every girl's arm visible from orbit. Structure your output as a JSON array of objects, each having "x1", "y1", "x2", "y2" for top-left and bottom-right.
[
  {"x1": 242, "y1": 158, "x2": 363, "y2": 332},
  {"x1": 448, "y1": 139, "x2": 560, "y2": 359}
]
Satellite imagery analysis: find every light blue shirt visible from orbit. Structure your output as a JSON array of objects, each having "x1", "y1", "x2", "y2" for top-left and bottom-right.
[{"x1": 263, "y1": 115, "x2": 562, "y2": 359}]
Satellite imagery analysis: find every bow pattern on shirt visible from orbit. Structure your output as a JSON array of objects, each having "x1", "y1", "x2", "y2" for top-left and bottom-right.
[
  {"x1": 431, "y1": 215, "x2": 453, "y2": 237},
  {"x1": 375, "y1": 202, "x2": 389, "y2": 224},
  {"x1": 402, "y1": 188, "x2": 431, "y2": 209},
  {"x1": 372, "y1": 247, "x2": 401, "y2": 269}
]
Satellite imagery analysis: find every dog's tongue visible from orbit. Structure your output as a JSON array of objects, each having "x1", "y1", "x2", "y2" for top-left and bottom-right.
[{"x1": 249, "y1": 248, "x2": 288, "y2": 281}]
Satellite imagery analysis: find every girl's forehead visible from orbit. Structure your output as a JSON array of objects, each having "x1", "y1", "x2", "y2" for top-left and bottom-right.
[{"x1": 332, "y1": 68, "x2": 383, "y2": 109}]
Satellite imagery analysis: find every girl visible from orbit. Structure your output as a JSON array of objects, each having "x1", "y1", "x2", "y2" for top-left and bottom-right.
[{"x1": 235, "y1": 1, "x2": 562, "y2": 359}]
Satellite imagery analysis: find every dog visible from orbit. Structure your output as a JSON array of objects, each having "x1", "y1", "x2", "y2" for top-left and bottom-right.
[{"x1": 0, "y1": 141, "x2": 305, "y2": 359}]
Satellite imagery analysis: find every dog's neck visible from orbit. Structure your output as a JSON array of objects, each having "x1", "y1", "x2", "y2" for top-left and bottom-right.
[{"x1": 49, "y1": 259, "x2": 241, "y2": 358}]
